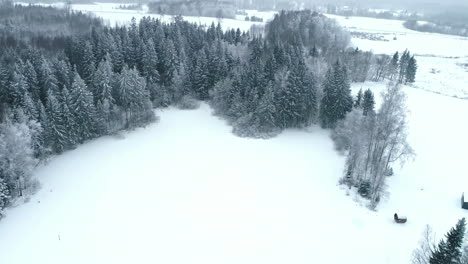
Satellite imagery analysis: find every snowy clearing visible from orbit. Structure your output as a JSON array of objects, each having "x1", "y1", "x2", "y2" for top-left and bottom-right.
[{"x1": 1, "y1": 88, "x2": 468, "y2": 263}]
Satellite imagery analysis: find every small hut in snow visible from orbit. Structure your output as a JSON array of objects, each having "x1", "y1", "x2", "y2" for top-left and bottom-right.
[
  {"x1": 461, "y1": 193, "x2": 468, "y2": 209},
  {"x1": 394, "y1": 213, "x2": 407, "y2": 223}
]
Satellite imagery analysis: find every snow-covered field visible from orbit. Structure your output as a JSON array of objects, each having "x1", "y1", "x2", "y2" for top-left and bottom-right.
[
  {"x1": 326, "y1": 14, "x2": 468, "y2": 57},
  {"x1": 15, "y1": 2, "x2": 275, "y2": 32},
  {"x1": 2, "y1": 4, "x2": 468, "y2": 264}
]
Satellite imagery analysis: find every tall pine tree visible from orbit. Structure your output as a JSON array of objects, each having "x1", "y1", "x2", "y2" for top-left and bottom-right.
[
  {"x1": 69, "y1": 73, "x2": 99, "y2": 142},
  {"x1": 362, "y1": 89, "x2": 375, "y2": 116},
  {"x1": 319, "y1": 61, "x2": 353, "y2": 128}
]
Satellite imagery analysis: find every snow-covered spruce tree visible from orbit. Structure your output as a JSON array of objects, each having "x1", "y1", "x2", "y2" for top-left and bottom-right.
[
  {"x1": 23, "y1": 60, "x2": 39, "y2": 102},
  {"x1": 157, "y1": 38, "x2": 177, "y2": 88},
  {"x1": 22, "y1": 92, "x2": 38, "y2": 121},
  {"x1": 244, "y1": 61, "x2": 266, "y2": 115},
  {"x1": 406, "y1": 55, "x2": 417, "y2": 84},
  {"x1": 9, "y1": 71, "x2": 28, "y2": 106},
  {"x1": 60, "y1": 87, "x2": 79, "y2": 147},
  {"x1": 388, "y1": 51, "x2": 399, "y2": 81},
  {"x1": 116, "y1": 66, "x2": 155, "y2": 128},
  {"x1": 233, "y1": 81, "x2": 279, "y2": 138},
  {"x1": 36, "y1": 102, "x2": 51, "y2": 158},
  {"x1": 142, "y1": 38, "x2": 160, "y2": 85},
  {"x1": 93, "y1": 54, "x2": 115, "y2": 105},
  {"x1": 445, "y1": 218, "x2": 466, "y2": 263},
  {"x1": 319, "y1": 61, "x2": 353, "y2": 128},
  {"x1": 210, "y1": 78, "x2": 234, "y2": 115},
  {"x1": 52, "y1": 59, "x2": 72, "y2": 91},
  {"x1": 398, "y1": 50, "x2": 410, "y2": 84},
  {"x1": 69, "y1": 73, "x2": 100, "y2": 143},
  {"x1": 78, "y1": 41, "x2": 96, "y2": 88},
  {"x1": 38, "y1": 59, "x2": 59, "y2": 104},
  {"x1": 362, "y1": 89, "x2": 375, "y2": 116},
  {"x1": 429, "y1": 218, "x2": 466, "y2": 264},
  {"x1": 254, "y1": 81, "x2": 277, "y2": 133},
  {"x1": 226, "y1": 76, "x2": 247, "y2": 122},
  {"x1": 354, "y1": 89, "x2": 363, "y2": 108},
  {"x1": 192, "y1": 49, "x2": 209, "y2": 100},
  {"x1": 302, "y1": 69, "x2": 318, "y2": 126},
  {"x1": 45, "y1": 91, "x2": 69, "y2": 153}
]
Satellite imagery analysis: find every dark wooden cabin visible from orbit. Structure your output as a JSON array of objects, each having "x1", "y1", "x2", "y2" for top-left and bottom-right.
[{"x1": 461, "y1": 193, "x2": 468, "y2": 209}]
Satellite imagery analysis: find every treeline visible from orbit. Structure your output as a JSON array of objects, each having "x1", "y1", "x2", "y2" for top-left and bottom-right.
[
  {"x1": 0, "y1": 1, "x2": 103, "y2": 50},
  {"x1": 147, "y1": 0, "x2": 236, "y2": 19},
  {"x1": 404, "y1": 20, "x2": 468, "y2": 37},
  {"x1": 0, "y1": 7, "x2": 417, "y2": 214}
]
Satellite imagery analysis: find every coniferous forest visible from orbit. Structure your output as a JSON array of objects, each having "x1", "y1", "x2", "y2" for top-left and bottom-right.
[{"x1": 0, "y1": 2, "x2": 417, "y2": 214}]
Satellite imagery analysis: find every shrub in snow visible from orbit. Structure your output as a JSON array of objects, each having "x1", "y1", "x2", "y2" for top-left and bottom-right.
[
  {"x1": 0, "y1": 178, "x2": 10, "y2": 212},
  {"x1": 232, "y1": 113, "x2": 280, "y2": 139},
  {"x1": 232, "y1": 113, "x2": 256, "y2": 137},
  {"x1": 385, "y1": 167, "x2": 394, "y2": 176},
  {"x1": 177, "y1": 95, "x2": 200, "y2": 110},
  {"x1": 358, "y1": 181, "x2": 371, "y2": 198}
]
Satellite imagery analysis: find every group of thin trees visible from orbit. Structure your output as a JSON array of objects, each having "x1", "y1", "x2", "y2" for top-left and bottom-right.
[
  {"x1": 332, "y1": 83, "x2": 414, "y2": 208},
  {"x1": 371, "y1": 50, "x2": 418, "y2": 84}
]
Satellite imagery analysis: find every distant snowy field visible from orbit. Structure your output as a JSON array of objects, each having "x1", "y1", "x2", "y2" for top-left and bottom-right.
[
  {"x1": 15, "y1": 2, "x2": 276, "y2": 32},
  {"x1": 326, "y1": 14, "x2": 468, "y2": 57},
  {"x1": 2, "y1": 3, "x2": 468, "y2": 264},
  {"x1": 326, "y1": 14, "x2": 468, "y2": 98}
]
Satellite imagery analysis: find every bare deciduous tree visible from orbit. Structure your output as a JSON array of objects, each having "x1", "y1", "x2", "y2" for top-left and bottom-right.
[
  {"x1": 412, "y1": 225, "x2": 437, "y2": 264},
  {"x1": 335, "y1": 83, "x2": 414, "y2": 208}
]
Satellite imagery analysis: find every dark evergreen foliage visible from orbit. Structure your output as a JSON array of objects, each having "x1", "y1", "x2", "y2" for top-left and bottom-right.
[
  {"x1": 354, "y1": 89, "x2": 363, "y2": 108},
  {"x1": 319, "y1": 61, "x2": 353, "y2": 128},
  {"x1": 430, "y1": 218, "x2": 466, "y2": 264},
  {"x1": 406, "y1": 56, "x2": 418, "y2": 84},
  {"x1": 362, "y1": 89, "x2": 375, "y2": 116}
]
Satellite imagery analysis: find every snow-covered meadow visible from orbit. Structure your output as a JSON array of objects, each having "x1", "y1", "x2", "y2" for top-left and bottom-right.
[
  {"x1": 2, "y1": 3, "x2": 468, "y2": 263},
  {"x1": 15, "y1": 2, "x2": 276, "y2": 32}
]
